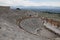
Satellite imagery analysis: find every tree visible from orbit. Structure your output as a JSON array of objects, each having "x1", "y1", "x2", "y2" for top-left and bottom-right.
[
  {"x1": 16, "y1": 8, "x2": 21, "y2": 10},
  {"x1": 58, "y1": 14, "x2": 60, "y2": 17}
]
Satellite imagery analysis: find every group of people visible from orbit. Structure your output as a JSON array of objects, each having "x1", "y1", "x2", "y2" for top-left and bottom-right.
[{"x1": 41, "y1": 17, "x2": 60, "y2": 28}]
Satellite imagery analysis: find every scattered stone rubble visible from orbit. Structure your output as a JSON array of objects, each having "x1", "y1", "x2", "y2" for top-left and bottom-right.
[{"x1": 0, "y1": 7, "x2": 60, "y2": 40}]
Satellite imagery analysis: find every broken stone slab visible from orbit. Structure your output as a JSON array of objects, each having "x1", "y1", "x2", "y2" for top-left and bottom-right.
[{"x1": 44, "y1": 22, "x2": 60, "y2": 36}]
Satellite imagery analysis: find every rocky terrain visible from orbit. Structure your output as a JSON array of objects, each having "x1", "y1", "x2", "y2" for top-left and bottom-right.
[{"x1": 0, "y1": 7, "x2": 60, "y2": 40}]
